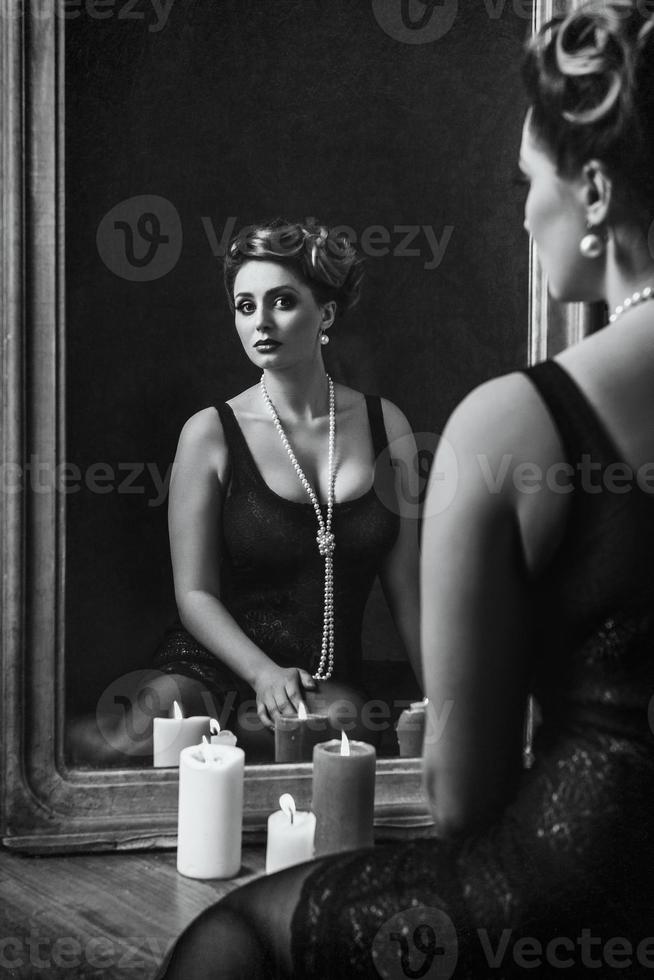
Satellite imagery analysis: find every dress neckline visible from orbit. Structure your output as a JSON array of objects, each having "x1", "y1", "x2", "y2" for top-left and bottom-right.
[{"x1": 221, "y1": 397, "x2": 378, "y2": 510}]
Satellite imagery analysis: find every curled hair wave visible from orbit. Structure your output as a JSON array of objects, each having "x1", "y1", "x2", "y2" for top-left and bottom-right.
[
  {"x1": 223, "y1": 218, "x2": 363, "y2": 316},
  {"x1": 523, "y1": 0, "x2": 654, "y2": 222}
]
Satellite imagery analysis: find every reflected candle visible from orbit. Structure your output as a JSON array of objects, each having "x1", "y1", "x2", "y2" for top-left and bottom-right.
[
  {"x1": 312, "y1": 731, "x2": 376, "y2": 856},
  {"x1": 396, "y1": 697, "x2": 429, "y2": 757},
  {"x1": 210, "y1": 717, "x2": 237, "y2": 748},
  {"x1": 152, "y1": 702, "x2": 212, "y2": 768},
  {"x1": 275, "y1": 701, "x2": 331, "y2": 763},
  {"x1": 177, "y1": 738, "x2": 245, "y2": 879},
  {"x1": 265, "y1": 793, "x2": 316, "y2": 874}
]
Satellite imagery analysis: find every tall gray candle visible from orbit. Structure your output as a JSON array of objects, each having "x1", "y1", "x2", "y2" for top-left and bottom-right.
[{"x1": 312, "y1": 733, "x2": 376, "y2": 856}]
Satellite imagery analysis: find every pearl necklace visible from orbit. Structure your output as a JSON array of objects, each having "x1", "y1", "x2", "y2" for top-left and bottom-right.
[
  {"x1": 608, "y1": 286, "x2": 654, "y2": 324},
  {"x1": 259, "y1": 374, "x2": 336, "y2": 681}
]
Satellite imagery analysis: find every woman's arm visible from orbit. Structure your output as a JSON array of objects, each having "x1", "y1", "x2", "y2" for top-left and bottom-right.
[
  {"x1": 169, "y1": 409, "x2": 315, "y2": 728},
  {"x1": 378, "y1": 399, "x2": 423, "y2": 689},
  {"x1": 420, "y1": 375, "x2": 535, "y2": 838}
]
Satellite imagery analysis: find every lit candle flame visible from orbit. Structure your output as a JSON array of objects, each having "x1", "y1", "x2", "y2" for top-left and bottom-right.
[
  {"x1": 210, "y1": 718, "x2": 220, "y2": 735},
  {"x1": 279, "y1": 793, "x2": 296, "y2": 825},
  {"x1": 297, "y1": 702, "x2": 308, "y2": 721},
  {"x1": 340, "y1": 730, "x2": 350, "y2": 756},
  {"x1": 173, "y1": 701, "x2": 183, "y2": 720}
]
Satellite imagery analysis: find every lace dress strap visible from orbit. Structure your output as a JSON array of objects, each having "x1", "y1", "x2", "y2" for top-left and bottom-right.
[
  {"x1": 364, "y1": 394, "x2": 390, "y2": 458},
  {"x1": 522, "y1": 359, "x2": 622, "y2": 468},
  {"x1": 213, "y1": 401, "x2": 260, "y2": 490}
]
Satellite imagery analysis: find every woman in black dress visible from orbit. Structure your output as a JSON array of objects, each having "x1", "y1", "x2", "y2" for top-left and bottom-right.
[
  {"x1": 68, "y1": 219, "x2": 422, "y2": 766},
  {"x1": 158, "y1": 2, "x2": 654, "y2": 976},
  {"x1": 150, "y1": 218, "x2": 422, "y2": 758}
]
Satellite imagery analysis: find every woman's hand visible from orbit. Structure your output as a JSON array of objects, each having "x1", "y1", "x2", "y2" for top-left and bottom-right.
[{"x1": 254, "y1": 665, "x2": 317, "y2": 730}]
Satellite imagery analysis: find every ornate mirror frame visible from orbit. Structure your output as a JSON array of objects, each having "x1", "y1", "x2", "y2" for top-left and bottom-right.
[{"x1": 1, "y1": 0, "x2": 591, "y2": 853}]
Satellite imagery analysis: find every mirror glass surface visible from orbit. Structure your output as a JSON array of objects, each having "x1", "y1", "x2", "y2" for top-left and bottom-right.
[{"x1": 63, "y1": 0, "x2": 529, "y2": 768}]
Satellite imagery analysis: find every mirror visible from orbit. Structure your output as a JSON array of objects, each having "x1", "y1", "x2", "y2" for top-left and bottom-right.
[{"x1": 1, "y1": 0, "x2": 590, "y2": 851}]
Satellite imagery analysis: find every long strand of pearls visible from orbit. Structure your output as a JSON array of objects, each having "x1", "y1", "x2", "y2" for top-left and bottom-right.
[
  {"x1": 608, "y1": 286, "x2": 654, "y2": 324},
  {"x1": 259, "y1": 374, "x2": 336, "y2": 681}
]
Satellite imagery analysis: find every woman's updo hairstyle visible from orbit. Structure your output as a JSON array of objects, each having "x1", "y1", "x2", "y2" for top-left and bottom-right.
[
  {"x1": 223, "y1": 218, "x2": 363, "y2": 316},
  {"x1": 523, "y1": 0, "x2": 654, "y2": 224}
]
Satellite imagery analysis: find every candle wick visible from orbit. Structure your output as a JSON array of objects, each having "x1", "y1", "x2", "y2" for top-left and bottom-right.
[{"x1": 290, "y1": 810, "x2": 294, "y2": 825}]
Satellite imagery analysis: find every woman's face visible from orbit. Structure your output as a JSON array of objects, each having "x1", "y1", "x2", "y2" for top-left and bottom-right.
[
  {"x1": 232, "y1": 260, "x2": 331, "y2": 370},
  {"x1": 519, "y1": 114, "x2": 600, "y2": 303}
]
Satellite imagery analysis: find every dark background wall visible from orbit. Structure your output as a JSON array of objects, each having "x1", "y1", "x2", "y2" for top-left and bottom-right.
[{"x1": 65, "y1": 0, "x2": 530, "y2": 717}]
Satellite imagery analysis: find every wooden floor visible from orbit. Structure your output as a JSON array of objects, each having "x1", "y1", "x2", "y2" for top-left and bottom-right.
[{"x1": 0, "y1": 845, "x2": 266, "y2": 978}]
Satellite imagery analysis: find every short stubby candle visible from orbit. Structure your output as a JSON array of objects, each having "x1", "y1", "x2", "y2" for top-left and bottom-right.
[
  {"x1": 312, "y1": 731, "x2": 376, "y2": 856},
  {"x1": 209, "y1": 717, "x2": 237, "y2": 748},
  {"x1": 177, "y1": 739, "x2": 245, "y2": 879},
  {"x1": 274, "y1": 701, "x2": 331, "y2": 763},
  {"x1": 265, "y1": 793, "x2": 316, "y2": 874},
  {"x1": 152, "y1": 702, "x2": 212, "y2": 768},
  {"x1": 396, "y1": 697, "x2": 429, "y2": 757}
]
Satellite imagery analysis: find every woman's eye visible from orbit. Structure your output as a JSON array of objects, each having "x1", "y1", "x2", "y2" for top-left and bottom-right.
[
  {"x1": 236, "y1": 301, "x2": 255, "y2": 315},
  {"x1": 274, "y1": 294, "x2": 295, "y2": 310}
]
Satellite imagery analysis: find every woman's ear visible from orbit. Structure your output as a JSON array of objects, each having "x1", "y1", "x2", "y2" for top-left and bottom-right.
[
  {"x1": 581, "y1": 159, "x2": 613, "y2": 226},
  {"x1": 321, "y1": 301, "x2": 337, "y2": 331}
]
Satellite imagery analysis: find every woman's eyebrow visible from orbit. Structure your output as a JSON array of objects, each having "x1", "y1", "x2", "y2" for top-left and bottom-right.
[{"x1": 235, "y1": 285, "x2": 300, "y2": 301}]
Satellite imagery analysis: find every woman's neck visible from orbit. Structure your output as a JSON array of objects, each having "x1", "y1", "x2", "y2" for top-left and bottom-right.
[
  {"x1": 260, "y1": 361, "x2": 330, "y2": 422},
  {"x1": 604, "y1": 238, "x2": 654, "y2": 314}
]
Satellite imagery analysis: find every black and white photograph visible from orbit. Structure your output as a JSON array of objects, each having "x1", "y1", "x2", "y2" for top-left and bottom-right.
[{"x1": 2, "y1": 0, "x2": 654, "y2": 976}]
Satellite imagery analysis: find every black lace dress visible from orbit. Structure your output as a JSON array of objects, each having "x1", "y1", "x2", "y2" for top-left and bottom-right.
[
  {"x1": 152, "y1": 394, "x2": 400, "y2": 714},
  {"x1": 290, "y1": 360, "x2": 654, "y2": 978}
]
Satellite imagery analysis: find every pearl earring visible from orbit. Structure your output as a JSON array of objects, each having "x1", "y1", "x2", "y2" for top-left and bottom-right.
[
  {"x1": 320, "y1": 331, "x2": 330, "y2": 345},
  {"x1": 579, "y1": 225, "x2": 606, "y2": 259}
]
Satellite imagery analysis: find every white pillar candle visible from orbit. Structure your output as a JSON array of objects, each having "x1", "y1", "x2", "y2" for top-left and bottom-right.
[
  {"x1": 177, "y1": 740, "x2": 245, "y2": 879},
  {"x1": 265, "y1": 794, "x2": 316, "y2": 874},
  {"x1": 209, "y1": 717, "x2": 237, "y2": 748},
  {"x1": 152, "y1": 702, "x2": 212, "y2": 768}
]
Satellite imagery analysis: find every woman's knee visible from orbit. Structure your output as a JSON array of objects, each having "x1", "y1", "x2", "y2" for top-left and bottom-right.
[{"x1": 155, "y1": 905, "x2": 269, "y2": 980}]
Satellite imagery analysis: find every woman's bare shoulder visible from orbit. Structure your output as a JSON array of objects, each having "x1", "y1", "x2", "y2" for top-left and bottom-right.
[
  {"x1": 179, "y1": 406, "x2": 223, "y2": 442},
  {"x1": 175, "y1": 407, "x2": 228, "y2": 473},
  {"x1": 336, "y1": 382, "x2": 413, "y2": 437},
  {"x1": 444, "y1": 371, "x2": 567, "y2": 507}
]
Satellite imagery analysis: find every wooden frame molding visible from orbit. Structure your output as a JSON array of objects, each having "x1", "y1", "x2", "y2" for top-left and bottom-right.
[{"x1": 1, "y1": 0, "x2": 586, "y2": 853}]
